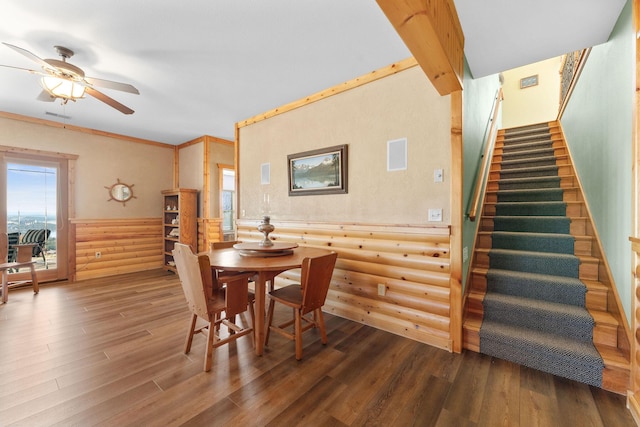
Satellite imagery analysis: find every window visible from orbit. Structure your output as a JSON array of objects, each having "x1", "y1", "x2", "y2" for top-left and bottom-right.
[{"x1": 220, "y1": 167, "x2": 236, "y2": 238}]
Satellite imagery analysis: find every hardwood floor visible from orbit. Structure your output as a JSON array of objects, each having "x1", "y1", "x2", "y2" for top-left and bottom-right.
[{"x1": 0, "y1": 269, "x2": 635, "y2": 426}]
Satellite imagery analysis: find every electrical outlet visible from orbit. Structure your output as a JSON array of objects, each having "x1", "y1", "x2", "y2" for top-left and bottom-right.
[
  {"x1": 95, "y1": 251, "x2": 101, "y2": 259},
  {"x1": 434, "y1": 168, "x2": 444, "y2": 183},
  {"x1": 377, "y1": 283, "x2": 386, "y2": 296},
  {"x1": 463, "y1": 246, "x2": 469, "y2": 262},
  {"x1": 428, "y1": 208, "x2": 443, "y2": 222}
]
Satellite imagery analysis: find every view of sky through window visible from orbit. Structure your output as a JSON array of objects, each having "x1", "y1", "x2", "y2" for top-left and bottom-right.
[
  {"x1": 7, "y1": 163, "x2": 57, "y2": 216},
  {"x1": 7, "y1": 162, "x2": 57, "y2": 242}
]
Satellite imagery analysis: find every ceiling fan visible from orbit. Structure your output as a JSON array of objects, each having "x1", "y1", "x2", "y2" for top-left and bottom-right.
[{"x1": 0, "y1": 42, "x2": 139, "y2": 114}]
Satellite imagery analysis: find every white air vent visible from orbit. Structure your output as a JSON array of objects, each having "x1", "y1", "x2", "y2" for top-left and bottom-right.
[
  {"x1": 387, "y1": 138, "x2": 407, "y2": 171},
  {"x1": 45, "y1": 111, "x2": 71, "y2": 120}
]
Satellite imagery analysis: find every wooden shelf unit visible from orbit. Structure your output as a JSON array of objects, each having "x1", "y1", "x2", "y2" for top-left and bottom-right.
[{"x1": 162, "y1": 188, "x2": 197, "y2": 272}]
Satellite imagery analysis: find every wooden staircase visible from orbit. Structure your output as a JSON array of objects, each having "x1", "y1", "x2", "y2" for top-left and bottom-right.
[{"x1": 463, "y1": 121, "x2": 631, "y2": 395}]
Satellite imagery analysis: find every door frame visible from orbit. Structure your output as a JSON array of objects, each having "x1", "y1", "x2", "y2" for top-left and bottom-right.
[{"x1": 0, "y1": 145, "x2": 77, "y2": 282}]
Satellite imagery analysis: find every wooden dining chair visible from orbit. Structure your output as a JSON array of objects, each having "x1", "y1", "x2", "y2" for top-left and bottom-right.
[
  {"x1": 210, "y1": 239, "x2": 258, "y2": 288},
  {"x1": 0, "y1": 232, "x2": 39, "y2": 303},
  {"x1": 211, "y1": 240, "x2": 237, "y2": 250},
  {"x1": 265, "y1": 252, "x2": 338, "y2": 360},
  {"x1": 208, "y1": 240, "x2": 257, "y2": 334},
  {"x1": 172, "y1": 243, "x2": 254, "y2": 371}
]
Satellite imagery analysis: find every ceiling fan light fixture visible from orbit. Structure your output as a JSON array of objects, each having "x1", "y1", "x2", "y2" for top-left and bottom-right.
[{"x1": 41, "y1": 76, "x2": 85, "y2": 100}]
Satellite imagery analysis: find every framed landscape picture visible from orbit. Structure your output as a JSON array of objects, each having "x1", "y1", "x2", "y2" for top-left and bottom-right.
[
  {"x1": 288, "y1": 144, "x2": 348, "y2": 196},
  {"x1": 520, "y1": 74, "x2": 539, "y2": 89}
]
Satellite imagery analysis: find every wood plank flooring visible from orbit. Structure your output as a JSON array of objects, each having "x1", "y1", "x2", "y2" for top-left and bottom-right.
[{"x1": 0, "y1": 269, "x2": 635, "y2": 426}]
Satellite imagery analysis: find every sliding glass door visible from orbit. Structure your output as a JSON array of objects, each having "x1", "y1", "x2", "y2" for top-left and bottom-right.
[{"x1": 7, "y1": 161, "x2": 57, "y2": 271}]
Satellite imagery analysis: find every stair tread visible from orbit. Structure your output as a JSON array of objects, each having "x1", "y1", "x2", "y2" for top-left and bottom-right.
[
  {"x1": 491, "y1": 188, "x2": 572, "y2": 196},
  {"x1": 486, "y1": 200, "x2": 581, "y2": 205},
  {"x1": 595, "y1": 343, "x2": 630, "y2": 368},
  {"x1": 502, "y1": 147, "x2": 555, "y2": 156},
  {"x1": 490, "y1": 186, "x2": 578, "y2": 193},
  {"x1": 478, "y1": 230, "x2": 587, "y2": 239},
  {"x1": 477, "y1": 247, "x2": 598, "y2": 262},
  {"x1": 486, "y1": 214, "x2": 588, "y2": 219},
  {"x1": 501, "y1": 136, "x2": 552, "y2": 144},
  {"x1": 582, "y1": 279, "x2": 607, "y2": 291},
  {"x1": 496, "y1": 154, "x2": 565, "y2": 165},
  {"x1": 488, "y1": 174, "x2": 574, "y2": 184},
  {"x1": 486, "y1": 230, "x2": 574, "y2": 238},
  {"x1": 484, "y1": 292, "x2": 592, "y2": 318},
  {"x1": 589, "y1": 309, "x2": 618, "y2": 326},
  {"x1": 480, "y1": 320, "x2": 603, "y2": 359},
  {"x1": 473, "y1": 267, "x2": 607, "y2": 292},
  {"x1": 463, "y1": 316, "x2": 481, "y2": 331}
]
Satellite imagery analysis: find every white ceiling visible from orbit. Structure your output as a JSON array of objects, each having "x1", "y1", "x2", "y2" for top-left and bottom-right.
[
  {"x1": 456, "y1": 0, "x2": 627, "y2": 78},
  {"x1": 0, "y1": 0, "x2": 627, "y2": 145}
]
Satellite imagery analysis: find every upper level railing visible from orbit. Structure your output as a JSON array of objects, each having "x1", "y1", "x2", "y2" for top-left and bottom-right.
[
  {"x1": 467, "y1": 88, "x2": 503, "y2": 221},
  {"x1": 558, "y1": 48, "x2": 591, "y2": 120}
]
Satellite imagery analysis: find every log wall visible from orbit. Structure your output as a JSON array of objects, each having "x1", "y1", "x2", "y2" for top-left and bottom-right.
[
  {"x1": 237, "y1": 219, "x2": 453, "y2": 350},
  {"x1": 198, "y1": 217, "x2": 224, "y2": 252},
  {"x1": 70, "y1": 218, "x2": 164, "y2": 281}
]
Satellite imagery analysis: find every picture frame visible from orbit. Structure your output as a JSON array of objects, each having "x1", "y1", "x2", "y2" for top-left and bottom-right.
[
  {"x1": 288, "y1": 144, "x2": 347, "y2": 196},
  {"x1": 520, "y1": 74, "x2": 539, "y2": 89}
]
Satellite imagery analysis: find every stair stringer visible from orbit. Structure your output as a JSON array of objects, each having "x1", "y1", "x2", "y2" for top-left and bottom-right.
[{"x1": 554, "y1": 121, "x2": 632, "y2": 394}]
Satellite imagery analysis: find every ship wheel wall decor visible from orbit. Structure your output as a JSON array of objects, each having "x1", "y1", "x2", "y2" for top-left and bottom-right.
[{"x1": 105, "y1": 178, "x2": 136, "y2": 206}]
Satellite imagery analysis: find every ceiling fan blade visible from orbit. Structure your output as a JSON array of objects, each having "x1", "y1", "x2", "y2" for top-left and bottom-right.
[
  {"x1": 36, "y1": 90, "x2": 55, "y2": 102},
  {"x1": 85, "y1": 76, "x2": 139, "y2": 94},
  {"x1": 2, "y1": 42, "x2": 52, "y2": 70},
  {"x1": 0, "y1": 64, "x2": 44, "y2": 75},
  {"x1": 85, "y1": 86, "x2": 134, "y2": 114}
]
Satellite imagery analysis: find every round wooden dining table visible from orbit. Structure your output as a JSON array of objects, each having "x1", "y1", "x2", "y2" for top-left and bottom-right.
[{"x1": 204, "y1": 245, "x2": 333, "y2": 356}]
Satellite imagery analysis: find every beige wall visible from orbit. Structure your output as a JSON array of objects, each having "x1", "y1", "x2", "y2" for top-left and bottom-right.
[
  {"x1": 0, "y1": 116, "x2": 174, "y2": 218},
  {"x1": 502, "y1": 56, "x2": 562, "y2": 128},
  {"x1": 238, "y1": 66, "x2": 451, "y2": 225},
  {"x1": 208, "y1": 140, "x2": 235, "y2": 217},
  {"x1": 178, "y1": 142, "x2": 204, "y2": 216}
]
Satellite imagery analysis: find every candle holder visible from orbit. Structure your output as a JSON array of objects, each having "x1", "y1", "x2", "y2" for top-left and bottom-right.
[{"x1": 258, "y1": 215, "x2": 275, "y2": 247}]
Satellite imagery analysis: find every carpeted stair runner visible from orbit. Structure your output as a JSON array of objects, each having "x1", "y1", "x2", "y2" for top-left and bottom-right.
[
  {"x1": 493, "y1": 215, "x2": 571, "y2": 234},
  {"x1": 486, "y1": 269, "x2": 586, "y2": 306},
  {"x1": 479, "y1": 123, "x2": 604, "y2": 387},
  {"x1": 491, "y1": 231, "x2": 574, "y2": 254}
]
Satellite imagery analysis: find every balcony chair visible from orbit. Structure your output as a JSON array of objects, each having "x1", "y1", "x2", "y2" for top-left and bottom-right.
[
  {"x1": 0, "y1": 232, "x2": 39, "y2": 303},
  {"x1": 20, "y1": 229, "x2": 51, "y2": 268},
  {"x1": 265, "y1": 252, "x2": 338, "y2": 360},
  {"x1": 172, "y1": 243, "x2": 255, "y2": 371},
  {"x1": 6, "y1": 231, "x2": 19, "y2": 263}
]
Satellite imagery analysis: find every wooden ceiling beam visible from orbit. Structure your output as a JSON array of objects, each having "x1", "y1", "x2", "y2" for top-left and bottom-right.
[{"x1": 376, "y1": 0, "x2": 464, "y2": 95}]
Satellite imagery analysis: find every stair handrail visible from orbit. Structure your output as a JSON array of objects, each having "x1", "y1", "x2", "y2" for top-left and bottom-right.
[{"x1": 468, "y1": 88, "x2": 503, "y2": 221}]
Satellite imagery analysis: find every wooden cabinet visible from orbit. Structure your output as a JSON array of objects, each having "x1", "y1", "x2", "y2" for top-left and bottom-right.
[{"x1": 162, "y1": 189, "x2": 197, "y2": 272}]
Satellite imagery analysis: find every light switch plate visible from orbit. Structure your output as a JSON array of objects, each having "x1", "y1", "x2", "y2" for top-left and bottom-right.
[
  {"x1": 429, "y1": 208, "x2": 443, "y2": 222},
  {"x1": 434, "y1": 168, "x2": 443, "y2": 183}
]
